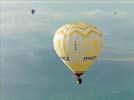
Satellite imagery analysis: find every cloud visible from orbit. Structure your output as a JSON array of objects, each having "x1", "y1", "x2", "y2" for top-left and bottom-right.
[
  {"x1": 1, "y1": 1, "x2": 134, "y2": 60},
  {"x1": 100, "y1": 47, "x2": 134, "y2": 62},
  {"x1": 1, "y1": 0, "x2": 134, "y2": 4},
  {"x1": 81, "y1": 9, "x2": 134, "y2": 19},
  {"x1": 1, "y1": 8, "x2": 52, "y2": 37},
  {"x1": 1, "y1": 7, "x2": 54, "y2": 57},
  {"x1": 100, "y1": 57, "x2": 134, "y2": 62}
]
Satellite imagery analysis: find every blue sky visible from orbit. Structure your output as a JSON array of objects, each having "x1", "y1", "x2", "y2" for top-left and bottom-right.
[
  {"x1": 1, "y1": 0, "x2": 134, "y2": 61},
  {"x1": 1, "y1": 1, "x2": 134, "y2": 100}
]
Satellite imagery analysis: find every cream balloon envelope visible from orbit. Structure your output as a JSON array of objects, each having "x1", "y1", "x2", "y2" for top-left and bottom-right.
[{"x1": 53, "y1": 23, "x2": 102, "y2": 84}]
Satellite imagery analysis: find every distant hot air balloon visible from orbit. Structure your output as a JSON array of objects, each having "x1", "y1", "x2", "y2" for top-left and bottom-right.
[
  {"x1": 114, "y1": 11, "x2": 117, "y2": 16},
  {"x1": 31, "y1": 9, "x2": 35, "y2": 15},
  {"x1": 53, "y1": 23, "x2": 102, "y2": 84}
]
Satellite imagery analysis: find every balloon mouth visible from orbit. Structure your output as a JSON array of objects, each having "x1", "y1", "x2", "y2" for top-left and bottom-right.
[{"x1": 74, "y1": 72, "x2": 84, "y2": 77}]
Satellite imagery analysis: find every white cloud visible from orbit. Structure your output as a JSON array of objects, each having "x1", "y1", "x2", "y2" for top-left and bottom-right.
[
  {"x1": 100, "y1": 57, "x2": 134, "y2": 62},
  {"x1": 1, "y1": 9, "x2": 52, "y2": 37},
  {"x1": 1, "y1": 0, "x2": 134, "y2": 4},
  {"x1": 100, "y1": 47, "x2": 134, "y2": 62},
  {"x1": 1, "y1": 6, "x2": 133, "y2": 38},
  {"x1": 81, "y1": 9, "x2": 132, "y2": 19},
  {"x1": 1, "y1": 1, "x2": 134, "y2": 59}
]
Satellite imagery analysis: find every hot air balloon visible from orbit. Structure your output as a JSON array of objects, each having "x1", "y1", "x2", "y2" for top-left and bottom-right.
[
  {"x1": 114, "y1": 11, "x2": 117, "y2": 16},
  {"x1": 31, "y1": 9, "x2": 35, "y2": 15},
  {"x1": 53, "y1": 23, "x2": 102, "y2": 84}
]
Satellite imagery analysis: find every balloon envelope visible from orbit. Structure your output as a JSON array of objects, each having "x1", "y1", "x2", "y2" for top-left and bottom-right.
[{"x1": 53, "y1": 23, "x2": 102, "y2": 76}]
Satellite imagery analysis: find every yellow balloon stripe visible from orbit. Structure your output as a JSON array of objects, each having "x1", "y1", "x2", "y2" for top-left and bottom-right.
[{"x1": 56, "y1": 24, "x2": 102, "y2": 37}]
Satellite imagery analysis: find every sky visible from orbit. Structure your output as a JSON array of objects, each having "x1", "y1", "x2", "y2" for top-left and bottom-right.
[
  {"x1": 1, "y1": 0, "x2": 134, "y2": 62},
  {"x1": 1, "y1": 1, "x2": 134, "y2": 100}
]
